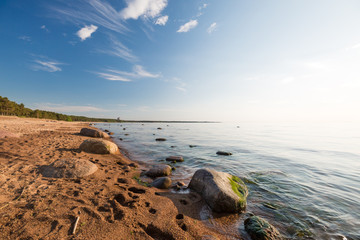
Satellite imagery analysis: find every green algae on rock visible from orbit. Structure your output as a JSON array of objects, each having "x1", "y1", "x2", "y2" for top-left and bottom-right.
[
  {"x1": 244, "y1": 216, "x2": 282, "y2": 240},
  {"x1": 229, "y1": 175, "x2": 248, "y2": 210}
]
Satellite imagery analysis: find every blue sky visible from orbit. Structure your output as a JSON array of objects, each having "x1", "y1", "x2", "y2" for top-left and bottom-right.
[{"x1": 1, "y1": 0, "x2": 360, "y2": 121}]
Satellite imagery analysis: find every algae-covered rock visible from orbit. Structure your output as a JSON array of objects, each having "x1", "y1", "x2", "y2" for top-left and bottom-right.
[
  {"x1": 79, "y1": 139, "x2": 118, "y2": 154},
  {"x1": 244, "y1": 216, "x2": 282, "y2": 240},
  {"x1": 188, "y1": 168, "x2": 248, "y2": 213}
]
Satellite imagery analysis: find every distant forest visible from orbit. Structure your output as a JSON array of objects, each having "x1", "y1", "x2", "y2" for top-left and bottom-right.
[{"x1": 0, "y1": 96, "x2": 119, "y2": 122}]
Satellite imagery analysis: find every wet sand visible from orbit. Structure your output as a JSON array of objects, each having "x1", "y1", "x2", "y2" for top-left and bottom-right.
[{"x1": 0, "y1": 116, "x2": 242, "y2": 240}]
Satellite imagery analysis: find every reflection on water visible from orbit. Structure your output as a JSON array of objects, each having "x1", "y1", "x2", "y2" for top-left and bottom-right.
[{"x1": 96, "y1": 122, "x2": 360, "y2": 239}]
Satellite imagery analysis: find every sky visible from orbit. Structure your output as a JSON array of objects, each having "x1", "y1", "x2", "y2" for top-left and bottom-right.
[{"x1": 1, "y1": 0, "x2": 360, "y2": 122}]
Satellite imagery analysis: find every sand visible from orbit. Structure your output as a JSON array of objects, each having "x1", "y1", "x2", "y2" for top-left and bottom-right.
[{"x1": 0, "y1": 116, "x2": 242, "y2": 240}]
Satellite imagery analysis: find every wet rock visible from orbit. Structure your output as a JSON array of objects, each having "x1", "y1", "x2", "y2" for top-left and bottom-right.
[
  {"x1": 155, "y1": 138, "x2": 166, "y2": 141},
  {"x1": 216, "y1": 151, "x2": 232, "y2": 156},
  {"x1": 176, "y1": 181, "x2": 186, "y2": 187},
  {"x1": 145, "y1": 165, "x2": 172, "y2": 178},
  {"x1": 80, "y1": 128, "x2": 109, "y2": 138},
  {"x1": 124, "y1": 134, "x2": 129, "y2": 136},
  {"x1": 129, "y1": 163, "x2": 138, "y2": 168},
  {"x1": 79, "y1": 139, "x2": 118, "y2": 154},
  {"x1": 119, "y1": 138, "x2": 123, "y2": 141},
  {"x1": 104, "y1": 129, "x2": 110, "y2": 132},
  {"x1": 40, "y1": 159, "x2": 98, "y2": 178},
  {"x1": 109, "y1": 132, "x2": 114, "y2": 135},
  {"x1": 244, "y1": 216, "x2": 282, "y2": 240},
  {"x1": 151, "y1": 177, "x2": 172, "y2": 189},
  {"x1": 166, "y1": 156, "x2": 184, "y2": 163},
  {"x1": 188, "y1": 168, "x2": 248, "y2": 213},
  {"x1": 157, "y1": 127, "x2": 162, "y2": 130}
]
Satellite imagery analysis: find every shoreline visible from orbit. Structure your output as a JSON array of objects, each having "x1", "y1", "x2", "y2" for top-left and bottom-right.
[{"x1": 0, "y1": 116, "x2": 240, "y2": 239}]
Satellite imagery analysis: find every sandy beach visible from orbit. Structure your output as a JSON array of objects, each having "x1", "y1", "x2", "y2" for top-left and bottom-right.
[{"x1": 0, "y1": 116, "x2": 240, "y2": 240}]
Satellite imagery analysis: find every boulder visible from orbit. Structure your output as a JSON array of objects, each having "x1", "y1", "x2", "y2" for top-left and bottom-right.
[
  {"x1": 188, "y1": 168, "x2": 248, "y2": 213},
  {"x1": 166, "y1": 156, "x2": 184, "y2": 163},
  {"x1": 40, "y1": 159, "x2": 98, "y2": 178},
  {"x1": 155, "y1": 138, "x2": 166, "y2": 141},
  {"x1": 151, "y1": 177, "x2": 172, "y2": 189},
  {"x1": 244, "y1": 216, "x2": 282, "y2": 240},
  {"x1": 216, "y1": 151, "x2": 232, "y2": 156},
  {"x1": 145, "y1": 165, "x2": 172, "y2": 178},
  {"x1": 80, "y1": 128, "x2": 109, "y2": 138},
  {"x1": 79, "y1": 139, "x2": 118, "y2": 154}
]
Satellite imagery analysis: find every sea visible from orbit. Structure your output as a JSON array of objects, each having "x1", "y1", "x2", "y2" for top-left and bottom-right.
[{"x1": 95, "y1": 122, "x2": 360, "y2": 240}]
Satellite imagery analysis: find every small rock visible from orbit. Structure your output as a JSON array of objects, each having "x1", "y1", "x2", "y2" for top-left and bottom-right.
[
  {"x1": 151, "y1": 177, "x2": 172, "y2": 189},
  {"x1": 119, "y1": 138, "x2": 123, "y2": 141},
  {"x1": 157, "y1": 127, "x2": 162, "y2": 130},
  {"x1": 155, "y1": 138, "x2": 166, "y2": 141},
  {"x1": 109, "y1": 132, "x2": 114, "y2": 135},
  {"x1": 170, "y1": 146, "x2": 176, "y2": 148},
  {"x1": 216, "y1": 151, "x2": 232, "y2": 156},
  {"x1": 104, "y1": 129, "x2": 110, "y2": 132},
  {"x1": 124, "y1": 134, "x2": 129, "y2": 136},
  {"x1": 79, "y1": 139, "x2": 118, "y2": 154},
  {"x1": 145, "y1": 165, "x2": 172, "y2": 178},
  {"x1": 244, "y1": 216, "x2": 282, "y2": 240},
  {"x1": 122, "y1": 166, "x2": 131, "y2": 171},
  {"x1": 129, "y1": 163, "x2": 138, "y2": 168},
  {"x1": 166, "y1": 156, "x2": 184, "y2": 163},
  {"x1": 176, "y1": 181, "x2": 186, "y2": 187},
  {"x1": 123, "y1": 128, "x2": 126, "y2": 130},
  {"x1": 189, "y1": 145, "x2": 197, "y2": 148}
]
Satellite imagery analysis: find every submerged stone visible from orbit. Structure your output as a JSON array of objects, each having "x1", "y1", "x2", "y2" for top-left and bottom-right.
[
  {"x1": 244, "y1": 216, "x2": 282, "y2": 240},
  {"x1": 155, "y1": 138, "x2": 166, "y2": 141},
  {"x1": 216, "y1": 151, "x2": 232, "y2": 156},
  {"x1": 166, "y1": 156, "x2": 184, "y2": 163}
]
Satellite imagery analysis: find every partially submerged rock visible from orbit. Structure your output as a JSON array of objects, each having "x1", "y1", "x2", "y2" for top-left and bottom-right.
[
  {"x1": 155, "y1": 138, "x2": 166, "y2": 141},
  {"x1": 188, "y1": 168, "x2": 248, "y2": 213},
  {"x1": 80, "y1": 128, "x2": 109, "y2": 138},
  {"x1": 216, "y1": 151, "x2": 232, "y2": 156},
  {"x1": 166, "y1": 156, "x2": 184, "y2": 163},
  {"x1": 151, "y1": 177, "x2": 172, "y2": 189},
  {"x1": 79, "y1": 139, "x2": 118, "y2": 154},
  {"x1": 41, "y1": 159, "x2": 98, "y2": 178},
  {"x1": 145, "y1": 165, "x2": 172, "y2": 178},
  {"x1": 244, "y1": 216, "x2": 282, "y2": 240}
]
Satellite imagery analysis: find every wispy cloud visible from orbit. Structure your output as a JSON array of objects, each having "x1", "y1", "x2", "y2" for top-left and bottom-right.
[
  {"x1": 30, "y1": 56, "x2": 64, "y2": 72},
  {"x1": 165, "y1": 77, "x2": 187, "y2": 92},
  {"x1": 77, "y1": 24, "x2": 98, "y2": 41},
  {"x1": 177, "y1": 20, "x2": 198, "y2": 33},
  {"x1": 207, "y1": 22, "x2": 217, "y2": 34},
  {"x1": 49, "y1": 0, "x2": 127, "y2": 34},
  {"x1": 96, "y1": 65, "x2": 160, "y2": 81},
  {"x1": 98, "y1": 35, "x2": 138, "y2": 62},
  {"x1": 155, "y1": 15, "x2": 168, "y2": 25},
  {"x1": 41, "y1": 25, "x2": 49, "y2": 32},
  {"x1": 199, "y1": 3, "x2": 208, "y2": 11},
  {"x1": 33, "y1": 103, "x2": 105, "y2": 112},
  {"x1": 120, "y1": 0, "x2": 168, "y2": 20},
  {"x1": 18, "y1": 36, "x2": 31, "y2": 42}
]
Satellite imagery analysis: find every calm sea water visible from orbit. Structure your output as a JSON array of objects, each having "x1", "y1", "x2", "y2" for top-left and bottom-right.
[{"x1": 95, "y1": 122, "x2": 360, "y2": 240}]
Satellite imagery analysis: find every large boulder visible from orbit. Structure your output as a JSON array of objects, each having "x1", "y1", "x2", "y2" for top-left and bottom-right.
[
  {"x1": 79, "y1": 139, "x2": 118, "y2": 154},
  {"x1": 40, "y1": 159, "x2": 98, "y2": 178},
  {"x1": 145, "y1": 165, "x2": 172, "y2": 178},
  {"x1": 244, "y1": 216, "x2": 282, "y2": 240},
  {"x1": 80, "y1": 128, "x2": 109, "y2": 138},
  {"x1": 151, "y1": 177, "x2": 172, "y2": 189},
  {"x1": 188, "y1": 168, "x2": 248, "y2": 213}
]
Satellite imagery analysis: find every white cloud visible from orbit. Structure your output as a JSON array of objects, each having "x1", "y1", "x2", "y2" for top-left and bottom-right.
[
  {"x1": 207, "y1": 22, "x2": 217, "y2": 34},
  {"x1": 155, "y1": 15, "x2": 168, "y2": 25},
  {"x1": 98, "y1": 35, "x2": 138, "y2": 62},
  {"x1": 50, "y1": 0, "x2": 127, "y2": 34},
  {"x1": 199, "y1": 3, "x2": 208, "y2": 10},
  {"x1": 77, "y1": 25, "x2": 98, "y2": 41},
  {"x1": 133, "y1": 65, "x2": 160, "y2": 78},
  {"x1": 96, "y1": 65, "x2": 160, "y2": 81},
  {"x1": 19, "y1": 36, "x2": 31, "y2": 41},
  {"x1": 31, "y1": 58, "x2": 63, "y2": 72},
  {"x1": 41, "y1": 25, "x2": 49, "y2": 32},
  {"x1": 33, "y1": 103, "x2": 105, "y2": 113},
  {"x1": 120, "y1": 0, "x2": 167, "y2": 20},
  {"x1": 177, "y1": 20, "x2": 198, "y2": 33}
]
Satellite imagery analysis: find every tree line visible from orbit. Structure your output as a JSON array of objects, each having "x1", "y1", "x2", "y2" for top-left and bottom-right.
[{"x1": 0, "y1": 96, "x2": 119, "y2": 122}]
